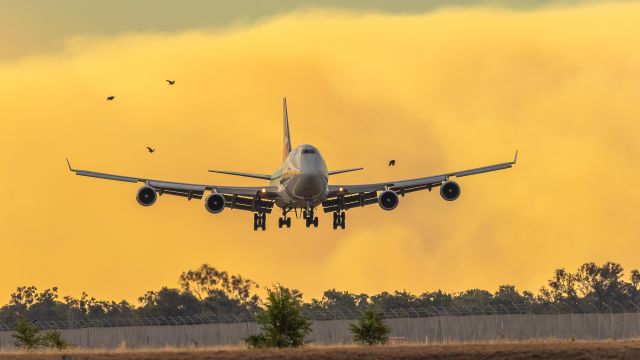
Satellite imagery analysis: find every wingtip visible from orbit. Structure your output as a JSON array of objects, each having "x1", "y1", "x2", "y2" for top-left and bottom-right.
[
  {"x1": 513, "y1": 150, "x2": 518, "y2": 164},
  {"x1": 66, "y1": 158, "x2": 73, "y2": 171}
]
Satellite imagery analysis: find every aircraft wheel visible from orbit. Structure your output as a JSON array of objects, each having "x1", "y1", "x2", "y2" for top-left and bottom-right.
[
  {"x1": 313, "y1": 217, "x2": 318, "y2": 228},
  {"x1": 286, "y1": 217, "x2": 291, "y2": 228},
  {"x1": 278, "y1": 218, "x2": 283, "y2": 228}
]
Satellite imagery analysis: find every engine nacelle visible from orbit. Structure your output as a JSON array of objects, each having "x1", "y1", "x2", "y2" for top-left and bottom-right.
[
  {"x1": 440, "y1": 180, "x2": 461, "y2": 201},
  {"x1": 378, "y1": 190, "x2": 399, "y2": 211},
  {"x1": 205, "y1": 193, "x2": 226, "y2": 214},
  {"x1": 136, "y1": 186, "x2": 157, "y2": 206}
]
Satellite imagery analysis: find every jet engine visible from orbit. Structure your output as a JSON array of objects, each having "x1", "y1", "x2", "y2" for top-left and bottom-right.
[
  {"x1": 136, "y1": 186, "x2": 157, "y2": 206},
  {"x1": 378, "y1": 190, "x2": 399, "y2": 211},
  {"x1": 440, "y1": 180, "x2": 461, "y2": 201},
  {"x1": 205, "y1": 193, "x2": 226, "y2": 214}
]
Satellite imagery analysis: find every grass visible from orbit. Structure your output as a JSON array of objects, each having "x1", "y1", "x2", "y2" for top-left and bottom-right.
[{"x1": 1, "y1": 340, "x2": 640, "y2": 359}]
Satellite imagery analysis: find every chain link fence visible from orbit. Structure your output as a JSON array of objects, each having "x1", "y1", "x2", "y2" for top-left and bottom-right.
[{"x1": 2, "y1": 300, "x2": 639, "y2": 331}]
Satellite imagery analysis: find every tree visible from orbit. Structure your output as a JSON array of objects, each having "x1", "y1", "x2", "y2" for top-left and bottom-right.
[
  {"x1": 41, "y1": 330, "x2": 68, "y2": 350},
  {"x1": 12, "y1": 316, "x2": 42, "y2": 349},
  {"x1": 539, "y1": 268, "x2": 578, "y2": 303},
  {"x1": 137, "y1": 287, "x2": 202, "y2": 316},
  {"x1": 350, "y1": 307, "x2": 390, "y2": 346},
  {"x1": 245, "y1": 285, "x2": 311, "y2": 348},
  {"x1": 179, "y1": 264, "x2": 260, "y2": 308}
]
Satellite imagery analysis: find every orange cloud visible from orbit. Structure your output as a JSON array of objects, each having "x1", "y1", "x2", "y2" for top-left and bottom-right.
[{"x1": 0, "y1": 3, "x2": 639, "y2": 303}]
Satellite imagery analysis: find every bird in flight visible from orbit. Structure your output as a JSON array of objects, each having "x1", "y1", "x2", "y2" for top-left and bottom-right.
[
  {"x1": 146, "y1": 147, "x2": 155, "y2": 153},
  {"x1": 106, "y1": 96, "x2": 115, "y2": 101},
  {"x1": 388, "y1": 160, "x2": 396, "y2": 166},
  {"x1": 166, "y1": 80, "x2": 175, "y2": 85}
]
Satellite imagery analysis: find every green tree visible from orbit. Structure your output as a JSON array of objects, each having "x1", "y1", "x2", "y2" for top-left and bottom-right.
[
  {"x1": 41, "y1": 330, "x2": 68, "y2": 350},
  {"x1": 12, "y1": 316, "x2": 42, "y2": 349},
  {"x1": 350, "y1": 307, "x2": 390, "y2": 346},
  {"x1": 245, "y1": 285, "x2": 311, "y2": 348}
]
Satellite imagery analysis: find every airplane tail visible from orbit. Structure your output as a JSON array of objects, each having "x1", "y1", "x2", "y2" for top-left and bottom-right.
[{"x1": 283, "y1": 97, "x2": 292, "y2": 161}]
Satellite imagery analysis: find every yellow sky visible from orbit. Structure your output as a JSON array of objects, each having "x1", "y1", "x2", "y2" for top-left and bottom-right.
[{"x1": 0, "y1": 3, "x2": 639, "y2": 304}]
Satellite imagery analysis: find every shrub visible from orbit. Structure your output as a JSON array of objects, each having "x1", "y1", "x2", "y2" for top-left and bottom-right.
[
  {"x1": 350, "y1": 307, "x2": 390, "y2": 345},
  {"x1": 12, "y1": 316, "x2": 42, "y2": 349},
  {"x1": 42, "y1": 329, "x2": 68, "y2": 349},
  {"x1": 244, "y1": 285, "x2": 312, "y2": 348}
]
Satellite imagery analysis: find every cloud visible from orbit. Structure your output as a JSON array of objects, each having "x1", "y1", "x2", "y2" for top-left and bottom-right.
[
  {"x1": 1, "y1": 0, "x2": 637, "y2": 60},
  {"x1": 0, "y1": 2, "x2": 639, "y2": 302}
]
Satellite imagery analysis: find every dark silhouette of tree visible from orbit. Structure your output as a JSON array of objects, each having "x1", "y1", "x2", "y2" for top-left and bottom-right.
[
  {"x1": 137, "y1": 287, "x2": 202, "y2": 317},
  {"x1": 539, "y1": 268, "x2": 579, "y2": 303},
  {"x1": 418, "y1": 290, "x2": 454, "y2": 308},
  {"x1": 2, "y1": 262, "x2": 640, "y2": 323},
  {"x1": 491, "y1": 285, "x2": 533, "y2": 306},
  {"x1": 453, "y1": 289, "x2": 492, "y2": 308},
  {"x1": 179, "y1": 264, "x2": 259, "y2": 308},
  {"x1": 305, "y1": 289, "x2": 368, "y2": 312}
]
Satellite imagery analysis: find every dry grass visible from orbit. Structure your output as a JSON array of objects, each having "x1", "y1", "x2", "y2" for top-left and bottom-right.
[{"x1": 2, "y1": 340, "x2": 640, "y2": 360}]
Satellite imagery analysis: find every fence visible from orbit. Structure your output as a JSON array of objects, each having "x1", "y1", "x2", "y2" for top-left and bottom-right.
[
  {"x1": 1, "y1": 300, "x2": 638, "y2": 331},
  {"x1": 1, "y1": 311, "x2": 640, "y2": 348}
]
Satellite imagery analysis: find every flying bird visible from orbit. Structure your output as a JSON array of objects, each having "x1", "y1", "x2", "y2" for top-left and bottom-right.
[
  {"x1": 146, "y1": 147, "x2": 155, "y2": 153},
  {"x1": 106, "y1": 96, "x2": 115, "y2": 101},
  {"x1": 166, "y1": 80, "x2": 175, "y2": 85},
  {"x1": 388, "y1": 160, "x2": 396, "y2": 167}
]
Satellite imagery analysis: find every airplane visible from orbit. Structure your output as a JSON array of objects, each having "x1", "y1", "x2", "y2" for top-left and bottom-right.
[{"x1": 67, "y1": 98, "x2": 517, "y2": 231}]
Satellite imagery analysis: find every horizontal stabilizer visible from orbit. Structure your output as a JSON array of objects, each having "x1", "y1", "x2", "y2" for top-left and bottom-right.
[
  {"x1": 328, "y1": 167, "x2": 364, "y2": 176},
  {"x1": 208, "y1": 169, "x2": 272, "y2": 180}
]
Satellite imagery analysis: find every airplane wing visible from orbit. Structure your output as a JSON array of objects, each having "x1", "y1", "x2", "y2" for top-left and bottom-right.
[
  {"x1": 66, "y1": 160, "x2": 277, "y2": 213},
  {"x1": 322, "y1": 151, "x2": 517, "y2": 213}
]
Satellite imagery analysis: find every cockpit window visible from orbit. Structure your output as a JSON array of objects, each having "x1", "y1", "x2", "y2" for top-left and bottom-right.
[{"x1": 302, "y1": 149, "x2": 316, "y2": 154}]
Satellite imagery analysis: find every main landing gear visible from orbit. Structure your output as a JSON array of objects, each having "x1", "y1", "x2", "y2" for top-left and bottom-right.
[
  {"x1": 253, "y1": 212, "x2": 266, "y2": 231},
  {"x1": 278, "y1": 208, "x2": 292, "y2": 229},
  {"x1": 303, "y1": 209, "x2": 318, "y2": 228},
  {"x1": 332, "y1": 211, "x2": 346, "y2": 230}
]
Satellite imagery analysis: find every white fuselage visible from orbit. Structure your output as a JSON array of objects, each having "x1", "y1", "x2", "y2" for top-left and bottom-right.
[{"x1": 270, "y1": 144, "x2": 328, "y2": 209}]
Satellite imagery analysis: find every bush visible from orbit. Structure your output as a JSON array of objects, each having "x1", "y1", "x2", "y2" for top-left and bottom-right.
[
  {"x1": 350, "y1": 307, "x2": 390, "y2": 345},
  {"x1": 42, "y1": 330, "x2": 68, "y2": 349},
  {"x1": 244, "y1": 285, "x2": 311, "y2": 348},
  {"x1": 244, "y1": 334, "x2": 269, "y2": 349},
  {"x1": 12, "y1": 316, "x2": 42, "y2": 349}
]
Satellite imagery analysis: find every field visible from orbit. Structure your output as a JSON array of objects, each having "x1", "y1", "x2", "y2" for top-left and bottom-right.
[{"x1": 2, "y1": 341, "x2": 640, "y2": 360}]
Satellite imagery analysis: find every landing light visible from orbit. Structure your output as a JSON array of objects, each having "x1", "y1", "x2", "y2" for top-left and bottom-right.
[
  {"x1": 261, "y1": 188, "x2": 266, "y2": 193},
  {"x1": 339, "y1": 187, "x2": 344, "y2": 192}
]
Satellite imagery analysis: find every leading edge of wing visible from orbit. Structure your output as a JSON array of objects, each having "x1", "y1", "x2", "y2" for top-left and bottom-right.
[
  {"x1": 67, "y1": 159, "x2": 278, "y2": 196},
  {"x1": 328, "y1": 151, "x2": 518, "y2": 195}
]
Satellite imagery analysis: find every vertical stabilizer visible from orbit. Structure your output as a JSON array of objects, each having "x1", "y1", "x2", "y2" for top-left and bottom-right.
[{"x1": 283, "y1": 97, "x2": 292, "y2": 161}]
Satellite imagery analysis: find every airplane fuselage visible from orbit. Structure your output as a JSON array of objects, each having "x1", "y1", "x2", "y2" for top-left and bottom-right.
[{"x1": 270, "y1": 144, "x2": 328, "y2": 210}]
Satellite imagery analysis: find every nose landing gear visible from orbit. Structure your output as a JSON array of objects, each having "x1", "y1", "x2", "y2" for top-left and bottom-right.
[
  {"x1": 332, "y1": 211, "x2": 346, "y2": 229},
  {"x1": 253, "y1": 212, "x2": 266, "y2": 231}
]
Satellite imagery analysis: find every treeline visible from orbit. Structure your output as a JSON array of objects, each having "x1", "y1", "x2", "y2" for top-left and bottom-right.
[{"x1": 1, "y1": 262, "x2": 639, "y2": 324}]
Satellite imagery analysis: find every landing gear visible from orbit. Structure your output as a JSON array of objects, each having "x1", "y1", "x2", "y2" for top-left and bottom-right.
[
  {"x1": 253, "y1": 212, "x2": 266, "y2": 231},
  {"x1": 332, "y1": 211, "x2": 346, "y2": 229},
  {"x1": 278, "y1": 208, "x2": 292, "y2": 229},
  {"x1": 303, "y1": 209, "x2": 318, "y2": 228}
]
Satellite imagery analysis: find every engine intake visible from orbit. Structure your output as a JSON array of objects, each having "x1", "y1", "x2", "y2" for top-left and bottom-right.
[
  {"x1": 136, "y1": 186, "x2": 157, "y2": 206},
  {"x1": 440, "y1": 181, "x2": 461, "y2": 201},
  {"x1": 205, "y1": 193, "x2": 226, "y2": 214},
  {"x1": 378, "y1": 190, "x2": 399, "y2": 211}
]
